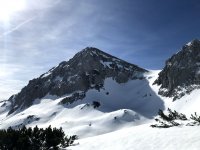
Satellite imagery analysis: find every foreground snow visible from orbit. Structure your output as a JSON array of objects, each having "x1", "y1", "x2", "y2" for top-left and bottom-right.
[{"x1": 70, "y1": 123, "x2": 200, "y2": 150}]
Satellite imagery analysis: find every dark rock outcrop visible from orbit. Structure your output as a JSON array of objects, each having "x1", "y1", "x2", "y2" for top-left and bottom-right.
[
  {"x1": 8, "y1": 47, "x2": 147, "y2": 114},
  {"x1": 154, "y1": 39, "x2": 200, "y2": 100}
]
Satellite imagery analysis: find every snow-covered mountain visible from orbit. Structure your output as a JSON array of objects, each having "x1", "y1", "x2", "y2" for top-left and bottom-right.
[
  {"x1": 154, "y1": 39, "x2": 200, "y2": 100},
  {"x1": 7, "y1": 47, "x2": 147, "y2": 115},
  {"x1": 0, "y1": 47, "x2": 163, "y2": 137},
  {"x1": 1, "y1": 41, "x2": 200, "y2": 150}
]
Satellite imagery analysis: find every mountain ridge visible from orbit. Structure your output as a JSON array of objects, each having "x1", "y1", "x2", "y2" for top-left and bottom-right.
[
  {"x1": 7, "y1": 47, "x2": 148, "y2": 115},
  {"x1": 154, "y1": 39, "x2": 200, "y2": 100}
]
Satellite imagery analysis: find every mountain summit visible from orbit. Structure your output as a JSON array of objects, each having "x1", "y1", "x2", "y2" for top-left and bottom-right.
[
  {"x1": 8, "y1": 47, "x2": 147, "y2": 114},
  {"x1": 154, "y1": 39, "x2": 200, "y2": 100}
]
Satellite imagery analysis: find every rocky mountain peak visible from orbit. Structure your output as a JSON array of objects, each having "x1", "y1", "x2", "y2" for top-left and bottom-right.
[
  {"x1": 154, "y1": 39, "x2": 200, "y2": 100},
  {"x1": 8, "y1": 47, "x2": 147, "y2": 114},
  {"x1": 73, "y1": 47, "x2": 124, "y2": 63},
  {"x1": 185, "y1": 39, "x2": 200, "y2": 47},
  {"x1": 80, "y1": 47, "x2": 102, "y2": 54}
]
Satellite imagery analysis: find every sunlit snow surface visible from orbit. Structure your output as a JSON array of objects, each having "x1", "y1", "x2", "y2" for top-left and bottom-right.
[
  {"x1": 71, "y1": 124, "x2": 200, "y2": 150},
  {"x1": 1, "y1": 70, "x2": 200, "y2": 150}
]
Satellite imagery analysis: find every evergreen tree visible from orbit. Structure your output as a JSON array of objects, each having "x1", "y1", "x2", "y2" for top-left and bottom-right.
[{"x1": 0, "y1": 125, "x2": 77, "y2": 149}]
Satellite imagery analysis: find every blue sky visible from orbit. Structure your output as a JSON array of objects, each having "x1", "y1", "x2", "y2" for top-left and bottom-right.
[{"x1": 0, "y1": 0, "x2": 200, "y2": 100}]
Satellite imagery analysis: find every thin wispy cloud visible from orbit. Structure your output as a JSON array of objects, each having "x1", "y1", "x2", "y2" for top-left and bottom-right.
[{"x1": 1, "y1": 16, "x2": 36, "y2": 36}]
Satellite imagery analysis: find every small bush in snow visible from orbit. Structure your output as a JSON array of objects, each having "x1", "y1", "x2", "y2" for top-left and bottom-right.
[
  {"x1": 190, "y1": 112, "x2": 200, "y2": 123},
  {"x1": 167, "y1": 108, "x2": 187, "y2": 121},
  {"x1": 187, "y1": 112, "x2": 200, "y2": 126},
  {"x1": 151, "y1": 109, "x2": 200, "y2": 128},
  {"x1": 151, "y1": 108, "x2": 187, "y2": 128},
  {"x1": 92, "y1": 101, "x2": 101, "y2": 108}
]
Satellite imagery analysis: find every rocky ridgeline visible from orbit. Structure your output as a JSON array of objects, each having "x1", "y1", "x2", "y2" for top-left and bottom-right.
[
  {"x1": 8, "y1": 47, "x2": 147, "y2": 114},
  {"x1": 154, "y1": 39, "x2": 200, "y2": 100}
]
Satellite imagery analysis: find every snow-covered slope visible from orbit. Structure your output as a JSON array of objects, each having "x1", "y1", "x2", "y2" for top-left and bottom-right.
[
  {"x1": 149, "y1": 69, "x2": 200, "y2": 116},
  {"x1": 0, "y1": 71, "x2": 163, "y2": 138},
  {"x1": 71, "y1": 123, "x2": 200, "y2": 150}
]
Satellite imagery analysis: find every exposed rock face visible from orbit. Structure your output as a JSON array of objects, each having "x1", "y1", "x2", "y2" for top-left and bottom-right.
[
  {"x1": 8, "y1": 47, "x2": 147, "y2": 114},
  {"x1": 154, "y1": 39, "x2": 200, "y2": 100}
]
